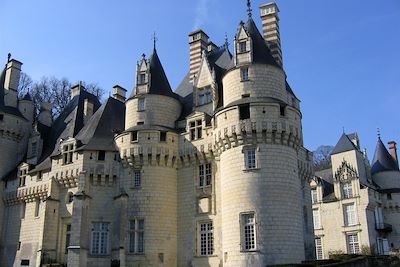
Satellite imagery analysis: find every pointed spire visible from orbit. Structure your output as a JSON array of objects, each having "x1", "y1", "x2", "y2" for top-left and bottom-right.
[
  {"x1": 371, "y1": 136, "x2": 399, "y2": 174},
  {"x1": 247, "y1": 0, "x2": 252, "y2": 18},
  {"x1": 152, "y1": 32, "x2": 158, "y2": 51},
  {"x1": 224, "y1": 33, "x2": 229, "y2": 48}
]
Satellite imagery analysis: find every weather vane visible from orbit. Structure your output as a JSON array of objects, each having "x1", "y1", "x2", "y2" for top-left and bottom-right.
[
  {"x1": 377, "y1": 128, "x2": 381, "y2": 138},
  {"x1": 152, "y1": 32, "x2": 158, "y2": 50},
  {"x1": 247, "y1": 0, "x2": 252, "y2": 18},
  {"x1": 7, "y1": 53, "x2": 11, "y2": 62}
]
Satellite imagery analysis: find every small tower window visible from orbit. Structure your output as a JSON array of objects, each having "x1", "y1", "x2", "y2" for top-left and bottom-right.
[
  {"x1": 280, "y1": 105, "x2": 285, "y2": 117},
  {"x1": 133, "y1": 171, "x2": 141, "y2": 188},
  {"x1": 239, "y1": 104, "x2": 250, "y2": 120},
  {"x1": 197, "y1": 87, "x2": 212, "y2": 106},
  {"x1": 241, "y1": 67, "x2": 249, "y2": 81},
  {"x1": 138, "y1": 73, "x2": 146, "y2": 85},
  {"x1": 0, "y1": 114, "x2": 3, "y2": 121},
  {"x1": 98, "y1": 150, "x2": 106, "y2": 161},
  {"x1": 160, "y1": 131, "x2": 167, "y2": 142},
  {"x1": 131, "y1": 131, "x2": 138, "y2": 142},
  {"x1": 244, "y1": 148, "x2": 257, "y2": 169},
  {"x1": 189, "y1": 120, "x2": 203, "y2": 140},
  {"x1": 138, "y1": 98, "x2": 145, "y2": 111},
  {"x1": 62, "y1": 144, "x2": 74, "y2": 165},
  {"x1": 239, "y1": 41, "x2": 247, "y2": 53}
]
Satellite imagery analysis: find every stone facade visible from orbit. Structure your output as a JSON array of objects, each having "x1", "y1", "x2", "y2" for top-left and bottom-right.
[
  {"x1": 0, "y1": 3, "x2": 314, "y2": 267},
  {"x1": 311, "y1": 133, "x2": 400, "y2": 260}
]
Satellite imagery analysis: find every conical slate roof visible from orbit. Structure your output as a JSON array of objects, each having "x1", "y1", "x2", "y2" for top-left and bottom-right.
[
  {"x1": 331, "y1": 133, "x2": 357, "y2": 155},
  {"x1": 244, "y1": 18, "x2": 280, "y2": 68},
  {"x1": 371, "y1": 138, "x2": 399, "y2": 175},
  {"x1": 148, "y1": 48, "x2": 179, "y2": 99}
]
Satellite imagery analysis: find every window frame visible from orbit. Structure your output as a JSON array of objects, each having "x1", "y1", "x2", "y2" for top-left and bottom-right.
[
  {"x1": 240, "y1": 67, "x2": 249, "y2": 81},
  {"x1": 347, "y1": 233, "x2": 360, "y2": 254},
  {"x1": 62, "y1": 144, "x2": 74, "y2": 165},
  {"x1": 344, "y1": 203, "x2": 357, "y2": 226},
  {"x1": 138, "y1": 98, "x2": 145, "y2": 111},
  {"x1": 240, "y1": 212, "x2": 257, "y2": 252},
  {"x1": 313, "y1": 209, "x2": 321, "y2": 229},
  {"x1": 239, "y1": 104, "x2": 250, "y2": 120},
  {"x1": 91, "y1": 222, "x2": 110, "y2": 256},
  {"x1": 128, "y1": 218, "x2": 145, "y2": 254},
  {"x1": 244, "y1": 147, "x2": 257, "y2": 170},
  {"x1": 315, "y1": 237, "x2": 323, "y2": 260},
  {"x1": 239, "y1": 41, "x2": 247, "y2": 53},
  {"x1": 199, "y1": 163, "x2": 212, "y2": 188},
  {"x1": 133, "y1": 170, "x2": 141, "y2": 188},
  {"x1": 198, "y1": 221, "x2": 214, "y2": 256},
  {"x1": 189, "y1": 119, "x2": 203, "y2": 141},
  {"x1": 311, "y1": 188, "x2": 318, "y2": 204},
  {"x1": 97, "y1": 150, "x2": 106, "y2": 161},
  {"x1": 342, "y1": 182, "x2": 353, "y2": 199}
]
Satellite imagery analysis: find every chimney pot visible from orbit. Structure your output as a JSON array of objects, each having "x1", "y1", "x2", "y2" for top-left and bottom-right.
[{"x1": 112, "y1": 85, "x2": 127, "y2": 102}]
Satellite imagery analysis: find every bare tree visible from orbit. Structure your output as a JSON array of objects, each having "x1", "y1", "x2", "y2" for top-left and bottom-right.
[
  {"x1": 313, "y1": 145, "x2": 334, "y2": 171},
  {"x1": 19, "y1": 73, "x2": 104, "y2": 117}
]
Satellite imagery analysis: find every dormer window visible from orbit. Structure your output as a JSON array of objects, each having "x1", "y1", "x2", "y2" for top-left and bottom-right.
[
  {"x1": 198, "y1": 87, "x2": 212, "y2": 106},
  {"x1": 239, "y1": 41, "x2": 247, "y2": 53},
  {"x1": 138, "y1": 73, "x2": 146, "y2": 85},
  {"x1": 189, "y1": 120, "x2": 202, "y2": 140},
  {"x1": 19, "y1": 169, "x2": 27, "y2": 187},
  {"x1": 62, "y1": 144, "x2": 74, "y2": 165}
]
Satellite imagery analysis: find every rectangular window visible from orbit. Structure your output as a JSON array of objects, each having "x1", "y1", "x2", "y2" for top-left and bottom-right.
[
  {"x1": 241, "y1": 212, "x2": 256, "y2": 251},
  {"x1": 98, "y1": 150, "x2": 106, "y2": 161},
  {"x1": 311, "y1": 188, "x2": 318, "y2": 204},
  {"x1": 239, "y1": 104, "x2": 250, "y2": 120},
  {"x1": 315, "y1": 237, "x2": 323, "y2": 260},
  {"x1": 313, "y1": 209, "x2": 321, "y2": 229},
  {"x1": 347, "y1": 233, "x2": 360, "y2": 254},
  {"x1": 198, "y1": 87, "x2": 212, "y2": 106},
  {"x1": 139, "y1": 73, "x2": 146, "y2": 85},
  {"x1": 199, "y1": 163, "x2": 212, "y2": 188},
  {"x1": 138, "y1": 98, "x2": 145, "y2": 111},
  {"x1": 160, "y1": 131, "x2": 167, "y2": 142},
  {"x1": 34, "y1": 199, "x2": 41, "y2": 217},
  {"x1": 344, "y1": 204, "x2": 356, "y2": 226},
  {"x1": 0, "y1": 114, "x2": 4, "y2": 121},
  {"x1": 133, "y1": 171, "x2": 141, "y2": 188},
  {"x1": 91, "y1": 222, "x2": 109, "y2": 255},
  {"x1": 199, "y1": 221, "x2": 213, "y2": 256},
  {"x1": 342, "y1": 183, "x2": 353, "y2": 199},
  {"x1": 387, "y1": 193, "x2": 392, "y2": 200},
  {"x1": 20, "y1": 202, "x2": 26, "y2": 219},
  {"x1": 239, "y1": 41, "x2": 247, "y2": 53},
  {"x1": 19, "y1": 169, "x2": 27, "y2": 187},
  {"x1": 241, "y1": 67, "x2": 249, "y2": 81},
  {"x1": 129, "y1": 219, "x2": 144, "y2": 254},
  {"x1": 244, "y1": 148, "x2": 256, "y2": 169},
  {"x1": 189, "y1": 120, "x2": 202, "y2": 140},
  {"x1": 131, "y1": 131, "x2": 138, "y2": 142},
  {"x1": 62, "y1": 144, "x2": 74, "y2": 165},
  {"x1": 65, "y1": 224, "x2": 71, "y2": 254}
]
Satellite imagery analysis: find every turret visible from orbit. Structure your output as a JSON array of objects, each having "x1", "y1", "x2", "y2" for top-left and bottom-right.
[{"x1": 19, "y1": 93, "x2": 35, "y2": 123}]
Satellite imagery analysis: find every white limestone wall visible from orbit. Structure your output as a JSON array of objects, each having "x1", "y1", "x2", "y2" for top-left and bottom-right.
[
  {"x1": 125, "y1": 95, "x2": 181, "y2": 129},
  {"x1": 219, "y1": 144, "x2": 304, "y2": 266},
  {"x1": 222, "y1": 64, "x2": 287, "y2": 106}
]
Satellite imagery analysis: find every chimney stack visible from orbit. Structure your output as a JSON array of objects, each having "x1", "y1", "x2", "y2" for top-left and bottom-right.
[
  {"x1": 112, "y1": 85, "x2": 127, "y2": 102},
  {"x1": 4, "y1": 58, "x2": 22, "y2": 108},
  {"x1": 71, "y1": 82, "x2": 84, "y2": 99},
  {"x1": 259, "y1": 2, "x2": 283, "y2": 67},
  {"x1": 188, "y1": 29, "x2": 209, "y2": 82},
  {"x1": 388, "y1": 141, "x2": 399, "y2": 167}
]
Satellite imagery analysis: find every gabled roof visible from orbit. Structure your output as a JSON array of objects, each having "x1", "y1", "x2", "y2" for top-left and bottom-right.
[
  {"x1": 147, "y1": 48, "x2": 179, "y2": 100},
  {"x1": 371, "y1": 138, "x2": 399, "y2": 175},
  {"x1": 331, "y1": 133, "x2": 357, "y2": 155},
  {"x1": 75, "y1": 97, "x2": 125, "y2": 151},
  {"x1": 244, "y1": 18, "x2": 280, "y2": 68}
]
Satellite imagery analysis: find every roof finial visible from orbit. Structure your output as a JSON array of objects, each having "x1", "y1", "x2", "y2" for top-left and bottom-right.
[
  {"x1": 224, "y1": 33, "x2": 229, "y2": 48},
  {"x1": 342, "y1": 126, "x2": 345, "y2": 134},
  {"x1": 377, "y1": 128, "x2": 381, "y2": 139},
  {"x1": 247, "y1": 0, "x2": 252, "y2": 18},
  {"x1": 7, "y1": 53, "x2": 11, "y2": 63},
  {"x1": 152, "y1": 32, "x2": 158, "y2": 51}
]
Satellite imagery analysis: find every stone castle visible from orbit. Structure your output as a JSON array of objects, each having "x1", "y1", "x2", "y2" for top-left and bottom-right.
[
  {"x1": 0, "y1": 2, "x2": 314, "y2": 267},
  {"x1": 311, "y1": 133, "x2": 400, "y2": 259}
]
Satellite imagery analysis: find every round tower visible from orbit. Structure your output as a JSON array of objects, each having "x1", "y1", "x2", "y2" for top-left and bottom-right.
[
  {"x1": 18, "y1": 92, "x2": 35, "y2": 123},
  {"x1": 116, "y1": 48, "x2": 181, "y2": 267},
  {"x1": 214, "y1": 15, "x2": 307, "y2": 266}
]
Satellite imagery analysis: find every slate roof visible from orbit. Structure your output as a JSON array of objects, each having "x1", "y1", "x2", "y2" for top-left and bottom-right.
[
  {"x1": 34, "y1": 89, "x2": 101, "y2": 171},
  {"x1": 371, "y1": 138, "x2": 399, "y2": 175},
  {"x1": 244, "y1": 18, "x2": 280, "y2": 68},
  {"x1": 75, "y1": 97, "x2": 125, "y2": 152},
  {"x1": 331, "y1": 133, "x2": 357, "y2": 155},
  {"x1": 315, "y1": 168, "x2": 335, "y2": 201}
]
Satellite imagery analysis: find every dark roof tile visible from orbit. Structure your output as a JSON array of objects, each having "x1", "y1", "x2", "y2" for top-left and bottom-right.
[{"x1": 371, "y1": 138, "x2": 399, "y2": 175}]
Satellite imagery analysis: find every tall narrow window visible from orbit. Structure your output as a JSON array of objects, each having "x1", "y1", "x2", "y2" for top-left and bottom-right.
[
  {"x1": 311, "y1": 188, "x2": 318, "y2": 204},
  {"x1": 342, "y1": 183, "x2": 353, "y2": 199},
  {"x1": 138, "y1": 98, "x2": 145, "y2": 111},
  {"x1": 20, "y1": 202, "x2": 26, "y2": 219},
  {"x1": 131, "y1": 131, "x2": 138, "y2": 142},
  {"x1": 133, "y1": 171, "x2": 141, "y2": 188},
  {"x1": 198, "y1": 87, "x2": 212, "y2": 105},
  {"x1": 160, "y1": 131, "x2": 167, "y2": 142},
  {"x1": 138, "y1": 73, "x2": 146, "y2": 85},
  {"x1": 129, "y1": 219, "x2": 144, "y2": 254},
  {"x1": 241, "y1": 67, "x2": 249, "y2": 81},
  {"x1": 63, "y1": 144, "x2": 74, "y2": 165},
  {"x1": 241, "y1": 212, "x2": 256, "y2": 251},
  {"x1": 199, "y1": 163, "x2": 212, "y2": 188},
  {"x1": 244, "y1": 148, "x2": 256, "y2": 169},
  {"x1": 0, "y1": 114, "x2": 4, "y2": 121},
  {"x1": 98, "y1": 150, "x2": 106, "y2": 161},
  {"x1": 347, "y1": 233, "x2": 360, "y2": 254},
  {"x1": 199, "y1": 221, "x2": 213, "y2": 256},
  {"x1": 19, "y1": 169, "x2": 27, "y2": 187},
  {"x1": 315, "y1": 237, "x2": 323, "y2": 260},
  {"x1": 65, "y1": 224, "x2": 71, "y2": 254},
  {"x1": 239, "y1": 104, "x2": 250, "y2": 120},
  {"x1": 91, "y1": 222, "x2": 109, "y2": 255},
  {"x1": 313, "y1": 209, "x2": 321, "y2": 229},
  {"x1": 344, "y1": 204, "x2": 356, "y2": 226},
  {"x1": 34, "y1": 199, "x2": 41, "y2": 217}
]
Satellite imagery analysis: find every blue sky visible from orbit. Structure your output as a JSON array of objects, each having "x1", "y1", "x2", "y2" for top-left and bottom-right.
[{"x1": 1, "y1": 0, "x2": 399, "y2": 158}]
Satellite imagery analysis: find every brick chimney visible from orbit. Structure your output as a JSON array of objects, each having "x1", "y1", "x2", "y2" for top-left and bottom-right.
[
  {"x1": 259, "y1": 2, "x2": 283, "y2": 67},
  {"x1": 188, "y1": 29, "x2": 209, "y2": 82},
  {"x1": 388, "y1": 141, "x2": 399, "y2": 167}
]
